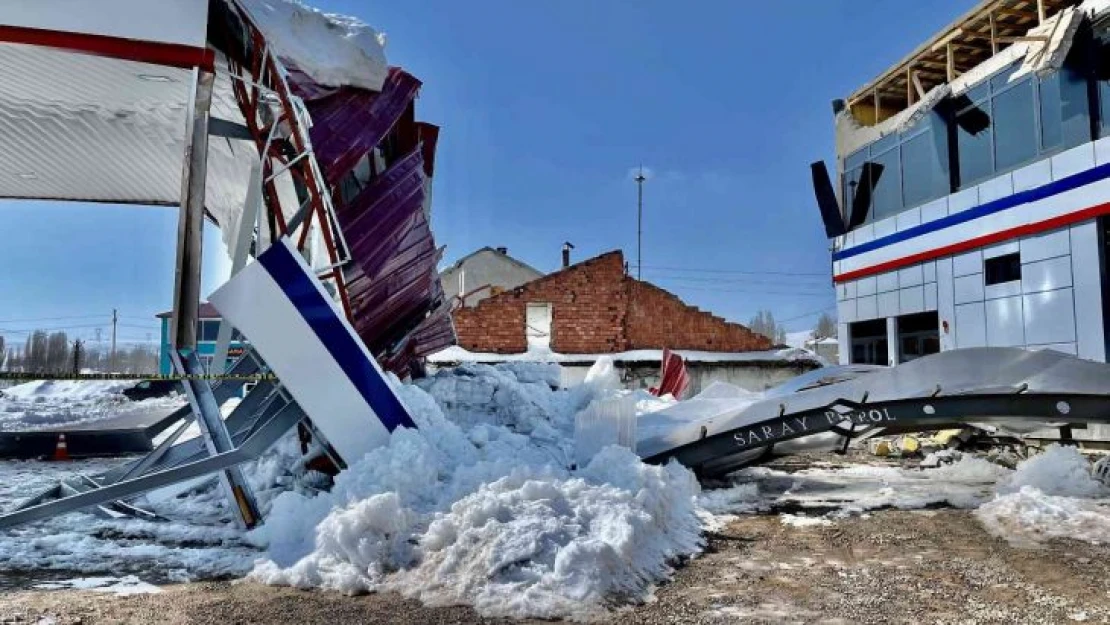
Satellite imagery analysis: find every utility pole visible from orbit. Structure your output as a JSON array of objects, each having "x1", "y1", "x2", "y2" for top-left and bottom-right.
[
  {"x1": 634, "y1": 165, "x2": 646, "y2": 280},
  {"x1": 72, "y1": 339, "x2": 83, "y2": 375},
  {"x1": 110, "y1": 308, "x2": 117, "y2": 372}
]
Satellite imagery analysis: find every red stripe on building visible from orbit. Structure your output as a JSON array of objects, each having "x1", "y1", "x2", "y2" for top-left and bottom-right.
[
  {"x1": 834, "y1": 202, "x2": 1110, "y2": 283},
  {"x1": 0, "y1": 24, "x2": 214, "y2": 72}
]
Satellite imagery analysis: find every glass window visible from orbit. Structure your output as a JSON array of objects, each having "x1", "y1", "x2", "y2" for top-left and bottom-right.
[
  {"x1": 993, "y1": 80, "x2": 1037, "y2": 171},
  {"x1": 198, "y1": 320, "x2": 220, "y2": 342},
  {"x1": 957, "y1": 102, "x2": 993, "y2": 186},
  {"x1": 985, "y1": 252, "x2": 1022, "y2": 285},
  {"x1": 901, "y1": 125, "x2": 947, "y2": 207},
  {"x1": 1040, "y1": 73, "x2": 1063, "y2": 150},
  {"x1": 845, "y1": 148, "x2": 869, "y2": 170},
  {"x1": 868, "y1": 147, "x2": 902, "y2": 221},
  {"x1": 1059, "y1": 65, "x2": 1091, "y2": 149}
]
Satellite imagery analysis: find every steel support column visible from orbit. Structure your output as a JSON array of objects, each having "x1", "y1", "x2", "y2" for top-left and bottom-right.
[{"x1": 171, "y1": 68, "x2": 215, "y2": 351}]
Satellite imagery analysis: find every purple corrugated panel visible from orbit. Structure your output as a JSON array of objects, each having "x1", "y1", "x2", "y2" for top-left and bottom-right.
[
  {"x1": 307, "y1": 68, "x2": 422, "y2": 187},
  {"x1": 335, "y1": 146, "x2": 446, "y2": 365},
  {"x1": 338, "y1": 149, "x2": 426, "y2": 277},
  {"x1": 282, "y1": 61, "x2": 340, "y2": 102}
]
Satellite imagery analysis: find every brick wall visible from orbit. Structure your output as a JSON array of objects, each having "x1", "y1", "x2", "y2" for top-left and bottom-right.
[{"x1": 452, "y1": 250, "x2": 771, "y2": 353}]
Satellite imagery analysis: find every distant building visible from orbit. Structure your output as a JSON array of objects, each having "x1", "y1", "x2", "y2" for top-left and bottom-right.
[
  {"x1": 432, "y1": 250, "x2": 821, "y2": 393},
  {"x1": 440, "y1": 247, "x2": 544, "y2": 308},
  {"x1": 156, "y1": 303, "x2": 247, "y2": 375}
]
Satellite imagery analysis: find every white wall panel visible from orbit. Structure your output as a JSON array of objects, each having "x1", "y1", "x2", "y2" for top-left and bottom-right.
[
  {"x1": 985, "y1": 280, "x2": 1022, "y2": 299},
  {"x1": 1070, "y1": 222, "x2": 1106, "y2": 361},
  {"x1": 936, "y1": 258, "x2": 957, "y2": 350},
  {"x1": 898, "y1": 264, "x2": 924, "y2": 288},
  {"x1": 948, "y1": 187, "x2": 979, "y2": 215},
  {"x1": 877, "y1": 271, "x2": 899, "y2": 293},
  {"x1": 838, "y1": 323, "x2": 851, "y2": 365},
  {"x1": 1021, "y1": 255, "x2": 1072, "y2": 294},
  {"x1": 985, "y1": 296, "x2": 1025, "y2": 347},
  {"x1": 837, "y1": 280, "x2": 857, "y2": 301},
  {"x1": 983, "y1": 241, "x2": 1019, "y2": 259},
  {"x1": 896, "y1": 207, "x2": 922, "y2": 232},
  {"x1": 1095, "y1": 135, "x2": 1110, "y2": 166},
  {"x1": 873, "y1": 216, "x2": 897, "y2": 239},
  {"x1": 886, "y1": 317, "x2": 899, "y2": 366},
  {"x1": 954, "y1": 273, "x2": 984, "y2": 304},
  {"x1": 978, "y1": 172, "x2": 1014, "y2": 204},
  {"x1": 1050, "y1": 143, "x2": 1096, "y2": 180},
  {"x1": 920, "y1": 198, "x2": 948, "y2": 224},
  {"x1": 955, "y1": 302, "x2": 987, "y2": 347},
  {"x1": 900, "y1": 286, "x2": 925, "y2": 314},
  {"x1": 878, "y1": 290, "x2": 899, "y2": 317},
  {"x1": 837, "y1": 298, "x2": 856, "y2": 324},
  {"x1": 1020, "y1": 228, "x2": 1071, "y2": 263},
  {"x1": 923, "y1": 260, "x2": 936, "y2": 283},
  {"x1": 1011, "y1": 159, "x2": 1053, "y2": 192},
  {"x1": 856, "y1": 276, "x2": 877, "y2": 297},
  {"x1": 1023, "y1": 288, "x2": 1077, "y2": 345},
  {"x1": 953, "y1": 250, "x2": 983, "y2": 277},
  {"x1": 852, "y1": 223, "x2": 875, "y2": 246},
  {"x1": 924, "y1": 282, "x2": 938, "y2": 311},
  {"x1": 857, "y1": 294, "x2": 878, "y2": 320}
]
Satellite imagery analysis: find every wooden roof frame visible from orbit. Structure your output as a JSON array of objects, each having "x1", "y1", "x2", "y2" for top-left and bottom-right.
[{"x1": 847, "y1": 0, "x2": 1080, "y2": 124}]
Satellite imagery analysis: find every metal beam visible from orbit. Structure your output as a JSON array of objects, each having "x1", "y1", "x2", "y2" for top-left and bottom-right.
[{"x1": 170, "y1": 68, "x2": 214, "y2": 351}]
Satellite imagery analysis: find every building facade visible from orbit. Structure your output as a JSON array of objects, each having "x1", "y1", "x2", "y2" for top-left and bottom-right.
[
  {"x1": 438, "y1": 251, "x2": 819, "y2": 393},
  {"x1": 452, "y1": 250, "x2": 773, "y2": 354},
  {"x1": 824, "y1": 0, "x2": 1110, "y2": 367},
  {"x1": 156, "y1": 303, "x2": 246, "y2": 375},
  {"x1": 440, "y1": 247, "x2": 545, "y2": 308}
]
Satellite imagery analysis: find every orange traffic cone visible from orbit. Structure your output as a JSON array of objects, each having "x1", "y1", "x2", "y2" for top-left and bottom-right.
[{"x1": 52, "y1": 433, "x2": 70, "y2": 461}]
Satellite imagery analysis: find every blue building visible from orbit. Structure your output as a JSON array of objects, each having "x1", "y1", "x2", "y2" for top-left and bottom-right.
[{"x1": 157, "y1": 302, "x2": 247, "y2": 374}]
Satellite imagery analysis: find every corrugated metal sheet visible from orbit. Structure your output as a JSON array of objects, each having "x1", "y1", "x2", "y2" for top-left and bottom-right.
[
  {"x1": 304, "y1": 68, "x2": 421, "y2": 187},
  {"x1": 0, "y1": 43, "x2": 297, "y2": 254},
  {"x1": 335, "y1": 146, "x2": 452, "y2": 372}
]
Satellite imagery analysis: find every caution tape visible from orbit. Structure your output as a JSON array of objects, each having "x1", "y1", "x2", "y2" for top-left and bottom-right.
[{"x1": 0, "y1": 372, "x2": 276, "y2": 382}]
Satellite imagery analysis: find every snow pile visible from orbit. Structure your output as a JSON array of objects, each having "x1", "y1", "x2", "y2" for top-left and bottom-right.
[
  {"x1": 780, "y1": 513, "x2": 833, "y2": 528},
  {"x1": 240, "y1": 0, "x2": 389, "y2": 91},
  {"x1": 976, "y1": 487, "x2": 1110, "y2": 545},
  {"x1": 997, "y1": 445, "x2": 1106, "y2": 497},
  {"x1": 35, "y1": 575, "x2": 162, "y2": 596},
  {"x1": 976, "y1": 445, "x2": 1110, "y2": 545},
  {"x1": 0, "y1": 379, "x2": 182, "y2": 431},
  {"x1": 248, "y1": 364, "x2": 704, "y2": 619}
]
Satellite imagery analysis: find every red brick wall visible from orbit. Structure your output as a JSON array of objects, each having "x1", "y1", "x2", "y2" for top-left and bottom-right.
[
  {"x1": 452, "y1": 250, "x2": 771, "y2": 353},
  {"x1": 625, "y1": 281, "x2": 771, "y2": 351}
]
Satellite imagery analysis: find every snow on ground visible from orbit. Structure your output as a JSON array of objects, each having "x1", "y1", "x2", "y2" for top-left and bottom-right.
[
  {"x1": 4, "y1": 360, "x2": 1110, "y2": 619},
  {"x1": 34, "y1": 575, "x2": 161, "y2": 596},
  {"x1": 0, "y1": 380, "x2": 182, "y2": 432}
]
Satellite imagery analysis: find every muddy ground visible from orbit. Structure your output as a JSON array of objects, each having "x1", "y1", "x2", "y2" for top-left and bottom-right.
[{"x1": 1, "y1": 505, "x2": 1107, "y2": 624}]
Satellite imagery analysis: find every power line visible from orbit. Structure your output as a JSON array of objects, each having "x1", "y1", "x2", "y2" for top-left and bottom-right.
[
  {"x1": 640, "y1": 264, "x2": 829, "y2": 277},
  {"x1": 0, "y1": 314, "x2": 106, "y2": 324},
  {"x1": 645, "y1": 272, "x2": 831, "y2": 286},
  {"x1": 655, "y1": 284, "x2": 834, "y2": 297},
  {"x1": 780, "y1": 304, "x2": 838, "y2": 323}
]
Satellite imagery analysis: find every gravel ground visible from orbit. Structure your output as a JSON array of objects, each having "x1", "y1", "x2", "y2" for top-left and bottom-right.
[{"x1": 2, "y1": 506, "x2": 1108, "y2": 624}]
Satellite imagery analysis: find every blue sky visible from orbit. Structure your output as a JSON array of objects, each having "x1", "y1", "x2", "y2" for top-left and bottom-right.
[{"x1": 0, "y1": 0, "x2": 970, "y2": 345}]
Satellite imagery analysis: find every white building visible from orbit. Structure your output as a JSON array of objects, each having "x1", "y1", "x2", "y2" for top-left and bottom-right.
[
  {"x1": 440, "y1": 247, "x2": 544, "y2": 308},
  {"x1": 821, "y1": 0, "x2": 1110, "y2": 367}
]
